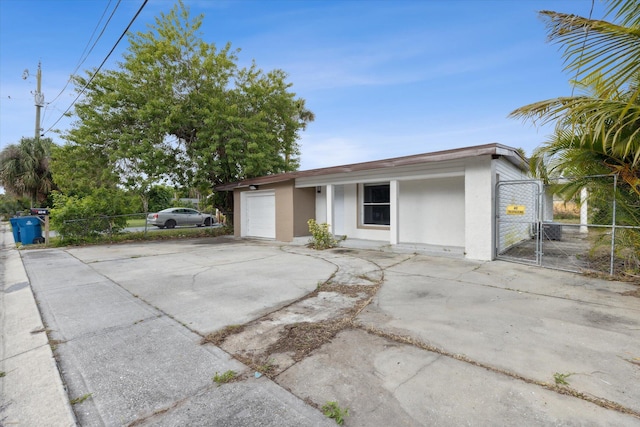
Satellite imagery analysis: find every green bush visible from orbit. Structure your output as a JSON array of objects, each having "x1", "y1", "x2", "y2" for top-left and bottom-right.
[
  {"x1": 307, "y1": 219, "x2": 339, "y2": 250},
  {"x1": 148, "y1": 185, "x2": 174, "y2": 212},
  {"x1": 51, "y1": 189, "x2": 132, "y2": 242},
  {"x1": 0, "y1": 195, "x2": 31, "y2": 220}
]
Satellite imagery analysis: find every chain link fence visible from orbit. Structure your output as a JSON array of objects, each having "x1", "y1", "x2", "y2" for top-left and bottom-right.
[
  {"x1": 57, "y1": 213, "x2": 149, "y2": 242},
  {"x1": 497, "y1": 175, "x2": 640, "y2": 280}
]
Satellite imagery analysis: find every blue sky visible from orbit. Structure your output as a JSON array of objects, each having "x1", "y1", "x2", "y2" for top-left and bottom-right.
[{"x1": 0, "y1": 0, "x2": 606, "y2": 171}]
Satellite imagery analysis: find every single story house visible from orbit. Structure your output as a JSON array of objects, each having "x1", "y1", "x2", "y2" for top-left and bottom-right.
[{"x1": 216, "y1": 143, "x2": 529, "y2": 261}]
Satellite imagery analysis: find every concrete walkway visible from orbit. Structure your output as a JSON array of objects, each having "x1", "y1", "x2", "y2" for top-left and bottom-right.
[
  {"x1": 0, "y1": 223, "x2": 76, "y2": 426},
  {"x1": 2, "y1": 224, "x2": 640, "y2": 426}
]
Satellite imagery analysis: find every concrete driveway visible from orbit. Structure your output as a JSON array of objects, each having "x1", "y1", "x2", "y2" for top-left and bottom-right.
[{"x1": 3, "y1": 233, "x2": 640, "y2": 426}]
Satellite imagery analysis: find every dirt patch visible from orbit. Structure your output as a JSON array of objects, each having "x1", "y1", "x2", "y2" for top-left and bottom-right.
[
  {"x1": 243, "y1": 283, "x2": 380, "y2": 365},
  {"x1": 265, "y1": 318, "x2": 352, "y2": 362},
  {"x1": 621, "y1": 287, "x2": 640, "y2": 298},
  {"x1": 201, "y1": 324, "x2": 246, "y2": 345},
  {"x1": 201, "y1": 280, "x2": 381, "y2": 376},
  {"x1": 331, "y1": 249, "x2": 355, "y2": 254},
  {"x1": 322, "y1": 283, "x2": 378, "y2": 297}
]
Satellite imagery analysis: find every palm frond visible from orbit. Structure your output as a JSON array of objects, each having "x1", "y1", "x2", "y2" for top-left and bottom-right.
[{"x1": 539, "y1": 10, "x2": 640, "y2": 97}]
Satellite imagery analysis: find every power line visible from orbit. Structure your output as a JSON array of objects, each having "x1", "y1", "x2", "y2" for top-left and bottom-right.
[
  {"x1": 47, "y1": 0, "x2": 121, "y2": 106},
  {"x1": 43, "y1": 0, "x2": 149, "y2": 136},
  {"x1": 570, "y1": 0, "x2": 595, "y2": 97}
]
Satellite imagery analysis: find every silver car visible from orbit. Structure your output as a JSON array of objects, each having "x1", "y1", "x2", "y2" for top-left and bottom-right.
[{"x1": 146, "y1": 208, "x2": 216, "y2": 229}]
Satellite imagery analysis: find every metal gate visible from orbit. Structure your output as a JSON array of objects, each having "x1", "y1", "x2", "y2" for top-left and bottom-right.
[
  {"x1": 496, "y1": 180, "x2": 543, "y2": 265},
  {"x1": 496, "y1": 176, "x2": 640, "y2": 277}
]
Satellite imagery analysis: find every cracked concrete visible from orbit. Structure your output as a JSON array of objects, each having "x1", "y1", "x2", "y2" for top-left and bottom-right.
[{"x1": 5, "y1": 233, "x2": 640, "y2": 426}]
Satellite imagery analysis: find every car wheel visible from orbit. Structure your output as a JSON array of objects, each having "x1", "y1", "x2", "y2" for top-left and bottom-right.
[
  {"x1": 165, "y1": 219, "x2": 176, "y2": 229},
  {"x1": 204, "y1": 217, "x2": 212, "y2": 226}
]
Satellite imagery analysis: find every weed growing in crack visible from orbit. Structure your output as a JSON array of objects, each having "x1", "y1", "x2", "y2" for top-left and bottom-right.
[
  {"x1": 257, "y1": 358, "x2": 276, "y2": 375},
  {"x1": 0, "y1": 371, "x2": 5, "y2": 377},
  {"x1": 322, "y1": 401, "x2": 349, "y2": 425},
  {"x1": 70, "y1": 393, "x2": 92, "y2": 405},
  {"x1": 553, "y1": 372, "x2": 573, "y2": 385},
  {"x1": 213, "y1": 370, "x2": 237, "y2": 386}
]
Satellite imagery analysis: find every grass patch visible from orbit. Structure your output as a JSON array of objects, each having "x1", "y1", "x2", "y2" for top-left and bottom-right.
[
  {"x1": 257, "y1": 358, "x2": 276, "y2": 375},
  {"x1": 126, "y1": 218, "x2": 147, "y2": 228},
  {"x1": 70, "y1": 393, "x2": 92, "y2": 405},
  {"x1": 322, "y1": 401, "x2": 349, "y2": 425},
  {"x1": 0, "y1": 371, "x2": 5, "y2": 377},
  {"x1": 212, "y1": 370, "x2": 237, "y2": 386},
  {"x1": 553, "y1": 372, "x2": 573, "y2": 386}
]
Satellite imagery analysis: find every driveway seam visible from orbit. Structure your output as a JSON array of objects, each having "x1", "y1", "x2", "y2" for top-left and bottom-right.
[
  {"x1": 354, "y1": 322, "x2": 640, "y2": 420},
  {"x1": 282, "y1": 245, "x2": 640, "y2": 420}
]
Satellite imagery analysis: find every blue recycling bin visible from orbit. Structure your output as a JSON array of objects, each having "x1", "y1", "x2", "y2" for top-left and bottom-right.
[
  {"x1": 10, "y1": 216, "x2": 43, "y2": 245},
  {"x1": 9, "y1": 217, "x2": 21, "y2": 243}
]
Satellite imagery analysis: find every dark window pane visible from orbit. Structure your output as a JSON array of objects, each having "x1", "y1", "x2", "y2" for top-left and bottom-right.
[
  {"x1": 364, "y1": 184, "x2": 390, "y2": 203},
  {"x1": 364, "y1": 205, "x2": 390, "y2": 225}
]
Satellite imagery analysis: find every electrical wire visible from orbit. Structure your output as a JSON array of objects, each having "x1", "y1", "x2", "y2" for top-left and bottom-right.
[
  {"x1": 43, "y1": 0, "x2": 149, "y2": 136},
  {"x1": 570, "y1": 0, "x2": 595, "y2": 97},
  {"x1": 47, "y1": 0, "x2": 120, "y2": 106}
]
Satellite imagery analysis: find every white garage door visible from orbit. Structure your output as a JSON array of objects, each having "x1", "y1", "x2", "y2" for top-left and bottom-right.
[{"x1": 244, "y1": 191, "x2": 276, "y2": 238}]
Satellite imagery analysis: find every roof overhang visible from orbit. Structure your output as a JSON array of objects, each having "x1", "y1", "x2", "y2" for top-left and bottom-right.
[{"x1": 215, "y1": 143, "x2": 528, "y2": 191}]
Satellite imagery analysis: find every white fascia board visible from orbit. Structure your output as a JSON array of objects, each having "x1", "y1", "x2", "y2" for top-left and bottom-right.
[{"x1": 295, "y1": 160, "x2": 465, "y2": 188}]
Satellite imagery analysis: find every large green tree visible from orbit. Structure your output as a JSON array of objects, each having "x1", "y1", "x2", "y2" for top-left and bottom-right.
[
  {"x1": 0, "y1": 137, "x2": 55, "y2": 206},
  {"x1": 62, "y1": 1, "x2": 313, "y2": 215}
]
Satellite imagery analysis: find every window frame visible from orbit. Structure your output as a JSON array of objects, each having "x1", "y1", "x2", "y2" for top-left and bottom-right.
[{"x1": 360, "y1": 182, "x2": 391, "y2": 228}]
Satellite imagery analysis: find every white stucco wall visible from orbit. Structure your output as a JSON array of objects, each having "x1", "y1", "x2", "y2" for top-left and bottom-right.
[
  {"x1": 464, "y1": 157, "x2": 495, "y2": 260},
  {"x1": 399, "y1": 177, "x2": 465, "y2": 247}
]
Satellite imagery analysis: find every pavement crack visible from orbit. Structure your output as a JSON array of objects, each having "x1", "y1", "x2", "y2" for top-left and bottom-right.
[
  {"x1": 126, "y1": 383, "x2": 217, "y2": 426},
  {"x1": 392, "y1": 354, "x2": 441, "y2": 393},
  {"x1": 354, "y1": 323, "x2": 640, "y2": 420},
  {"x1": 0, "y1": 342, "x2": 55, "y2": 363}
]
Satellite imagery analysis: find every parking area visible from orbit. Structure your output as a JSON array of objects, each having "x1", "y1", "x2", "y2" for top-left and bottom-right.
[{"x1": 2, "y1": 231, "x2": 640, "y2": 426}]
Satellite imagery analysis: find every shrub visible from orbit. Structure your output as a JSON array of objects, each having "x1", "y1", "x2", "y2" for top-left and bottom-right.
[
  {"x1": 147, "y1": 185, "x2": 174, "y2": 212},
  {"x1": 51, "y1": 189, "x2": 131, "y2": 242},
  {"x1": 307, "y1": 219, "x2": 338, "y2": 250}
]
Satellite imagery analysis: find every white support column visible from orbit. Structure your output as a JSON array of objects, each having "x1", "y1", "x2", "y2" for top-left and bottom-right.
[
  {"x1": 465, "y1": 157, "x2": 494, "y2": 261},
  {"x1": 580, "y1": 187, "x2": 588, "y2": 234},
  {"x1": 390, "y1": 180, "x2": 399, "y2": 245},
  {"x1": 325, "y1": 184, "x2": 334, "y2": 234}
]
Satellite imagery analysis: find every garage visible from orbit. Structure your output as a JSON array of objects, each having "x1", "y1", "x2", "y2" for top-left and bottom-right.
[{"x1": 243, "y1": 191, "x2": 276, "y2": 238}]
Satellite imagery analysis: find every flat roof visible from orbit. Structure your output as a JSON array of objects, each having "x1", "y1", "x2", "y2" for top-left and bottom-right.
[{"x1": 216, "y1": 143, "x2": 527, "y2": 191}]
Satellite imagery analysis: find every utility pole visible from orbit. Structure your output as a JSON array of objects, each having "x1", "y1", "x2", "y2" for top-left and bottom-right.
[{"x1": 34, "y1": 61, "x2": 44, "y2": 139}]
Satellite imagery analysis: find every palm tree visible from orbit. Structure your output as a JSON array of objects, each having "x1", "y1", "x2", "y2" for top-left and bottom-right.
[
  {"x1": 510, "y1": 0, "x2": 640, "y2": 274},
  {"x1": 0, "y1": 137, "x2": 55, "y2": 206},
  {"x1": 510, "y1": 0, "x2": 640, "y2": 193},
  {"x1": 518, "y1": 74, "x2": 640, "y2": 191}
]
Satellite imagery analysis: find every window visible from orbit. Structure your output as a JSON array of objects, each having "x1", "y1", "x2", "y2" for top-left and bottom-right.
[{"x1": 362, "y1": 183, "x2": 390, "y2": 226}]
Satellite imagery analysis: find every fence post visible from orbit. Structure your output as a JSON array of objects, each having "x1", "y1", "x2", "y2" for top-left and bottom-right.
[
  {"x1": 580, "y1": 188, "x2": 588, "y2": 234},
  {"x1": 609, "y1": 174, "x2": 618, "y2": 276}
]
